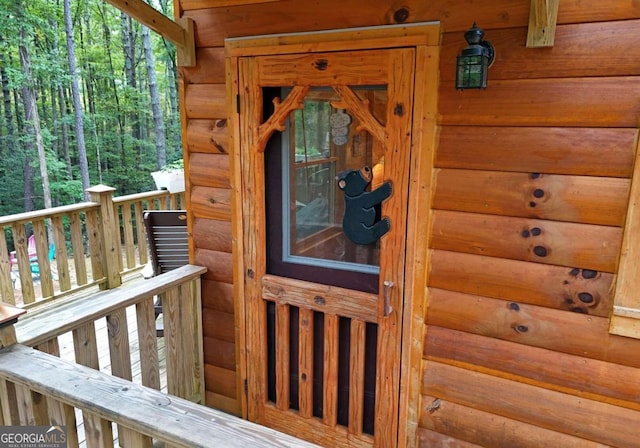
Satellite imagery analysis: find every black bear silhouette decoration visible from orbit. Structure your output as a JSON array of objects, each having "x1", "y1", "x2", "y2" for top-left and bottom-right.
[{"x1": 337, "y1": 166, "x2": 392, "y2": 245}]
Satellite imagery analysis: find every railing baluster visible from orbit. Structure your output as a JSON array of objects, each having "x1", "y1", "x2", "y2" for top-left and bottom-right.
[
  {"x1": 73, "y1": 322, "x2": 99, "y2": 369},
  {"x1": 0, "y1": 380, "x2": 19, "y2": 425},
  {"x1": 134, "y1": 202, "x2": 148, "y2": 266},
  {"x1": 32, "y1": 220, "x2": 55, "y2": 298},
  {"x1": 0, "y1": 235, "x2": 15, "y2": 305},
  {"x1": 69, "y1": 211, "x2": 88, "y2": 285},
  {"x1": 12, "y1": 224, "x2": 36, "y2": 304},
  {"x1": 48, "y1": 398, "x2": 79, "y2": 448},
  {"x1": 135, "y1": 297, "x2": 160, "y2": 390},
  {"x1": 52, "y1": 215, "x2": 71, "y2": 291},
  {"x1": 119, "y1": 428, "x2": 153, "y2": 448},
  {"x1": 107, "y1": 308, "x2": 132, "y2": 380},
  {"x1": 83, "y1": 410, "x2": 114, "y2": 447},
  {"x1": 122, "y1": 203, "x2": 136, "y2": 269},
  {"x1": 35, "y1": 338, "x2": 60, "y2": 356},
  {"x1": 163, "y1": 285, "x2": 183, "y2": 398},
  {"x1": 14, "y1": 383, "x2": 36, "y2": 425}
]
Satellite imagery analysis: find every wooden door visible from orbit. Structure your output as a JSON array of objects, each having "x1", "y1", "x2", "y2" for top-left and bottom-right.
[{"x1": 235, "y1": 46, "x2": 415, "y2": 448}]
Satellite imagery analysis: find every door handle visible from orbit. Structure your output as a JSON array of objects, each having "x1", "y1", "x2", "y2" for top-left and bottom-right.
[{"x1": 383, "y1": 280, "x2": 394, "y2": 317}]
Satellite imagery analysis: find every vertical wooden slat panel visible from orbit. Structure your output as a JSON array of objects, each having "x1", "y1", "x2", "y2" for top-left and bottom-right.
[
  {"x1": 73, "y1": 322, "x2": 99, "y2": 369},
  {"x1": 107, "y1": 308, "x2": 132, "y2": 380},
  {"x1": 275, "y1": 302, "x2": 290, "y2": 411},
  {"x1": 348, "y1": 319, "x2": 366, "y2": 436},
  {"x1": 51, "y1": 216, "x2": 71, "y2": 291},
  {"x1": 136, "y1": 297, "x2": 161, "y2": 390},
  {"x1": 83, "y1": 411, "x2": 114, "y2": 448},
  {"x1": 298, "y1": 307, "x2": 314, "y2": 418},
  {"x1": 322, "y1": 314, "x2": 339, "y2": 427},
  {"x1": 70, "y1": 212, "x2": 88, "y2": 285},
  {"x1": 48, "y1": 399, "x2": 79, "y2": 448}
]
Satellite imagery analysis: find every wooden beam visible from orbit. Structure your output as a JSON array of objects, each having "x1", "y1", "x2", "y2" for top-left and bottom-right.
[
  {"x1": 104, "y1": 0, "x2": 195, "y2": 66},
  {"x1": 526, "y1": 0, "x2": 559, "y2": 47},
  {"x1": 610, "y1": 132, "x2": 640, "y2": 339}
]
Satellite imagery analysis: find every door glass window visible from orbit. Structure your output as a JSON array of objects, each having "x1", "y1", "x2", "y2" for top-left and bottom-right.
[{"x1": 282, "y1": 87, "x2": 387, "y2": 274}]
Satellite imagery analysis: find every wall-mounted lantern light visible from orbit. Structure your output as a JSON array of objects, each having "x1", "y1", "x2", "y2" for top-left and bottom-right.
[{"x1": 456, "y1": 23, "x2": 495, "y2": 90}]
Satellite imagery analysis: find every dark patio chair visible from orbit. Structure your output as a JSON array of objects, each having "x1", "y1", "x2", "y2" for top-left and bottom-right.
[{"x1": 143, "y1": 210, "x2": 189, "y2": 336}]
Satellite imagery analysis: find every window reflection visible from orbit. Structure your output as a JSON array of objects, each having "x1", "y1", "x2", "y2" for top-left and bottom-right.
[{"x1": 282, "y1": 87, "x2": 387, "y2": 274}]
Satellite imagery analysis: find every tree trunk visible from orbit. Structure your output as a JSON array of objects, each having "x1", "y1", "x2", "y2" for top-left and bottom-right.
[
  {"x1": 142, "y1": 24, "x2": 167, "y2": 169},
  {"x1": 0, "y1": 44, "x2": 16, "y2": 157},
  {"x1": 64, "y1": 0, "x2": 91, "y2": 200},
  {"x1": 97, "y1": 2, "x2": 124, "y2": 174},
  {"x1": 58, "y1": 85, "x2": 73, "y2": 178},
  {"x1": 121, "y1": 12, "x2": 141, "y2": 172},
  {"x1": 18, "y1": 22, "x2": 52, "y2": 215}
]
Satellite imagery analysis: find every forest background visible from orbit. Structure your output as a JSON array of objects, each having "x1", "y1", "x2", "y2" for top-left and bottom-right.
[{"x1": 0, "y1": 0, "x2": 181, "y2": 218}]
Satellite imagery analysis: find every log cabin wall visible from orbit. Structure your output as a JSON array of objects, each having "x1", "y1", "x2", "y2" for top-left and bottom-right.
[{"x1": 176, "y1": 0, "x2": 640, "y2": 445}]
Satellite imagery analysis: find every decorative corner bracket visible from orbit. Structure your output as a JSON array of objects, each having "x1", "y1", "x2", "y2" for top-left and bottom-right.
[
  {"x1": 254, "y1": 86, "x2": 310, "y2": 153},
  {"x1": 332, "y1": 85, "x2": 387, "y2": 146}
]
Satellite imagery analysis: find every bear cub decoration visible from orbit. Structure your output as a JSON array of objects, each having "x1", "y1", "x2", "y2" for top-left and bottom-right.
[{"x1": 337, "y1": 166, "x2": 392, "y2": 245}]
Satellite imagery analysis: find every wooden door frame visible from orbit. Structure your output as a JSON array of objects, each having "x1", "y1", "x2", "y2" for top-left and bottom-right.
[{"x1": 226, "y1": 22, "x2": 440, "y2": 448}]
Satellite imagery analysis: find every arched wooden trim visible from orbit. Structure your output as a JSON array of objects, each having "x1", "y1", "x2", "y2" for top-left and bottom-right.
[
  {"x1": 254, "y1": 85, "x2": 309, "y2": 153},
  {"x1": 332, "y1": 85, "x2": 388, "y2": 146}
]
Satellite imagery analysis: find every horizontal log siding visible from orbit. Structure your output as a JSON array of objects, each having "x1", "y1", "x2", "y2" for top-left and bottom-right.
[
  {"x1": 424, "y1": 13, "x2": 640, "y2": 448},
  {"x1": 180, "y1": 40, "x2": 234, "y2": 413},
  {"x1": 177, "y1": 0, "x2": 640, "y2": 445}
]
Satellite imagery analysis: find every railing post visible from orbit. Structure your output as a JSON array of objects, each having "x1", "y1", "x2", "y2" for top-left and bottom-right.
[
  {"x1": 0, "y1": 303, "x2": 25, "y2": 348},
  {"x1": 87, "y1": 185, "x2": 122, "y2": 289}
]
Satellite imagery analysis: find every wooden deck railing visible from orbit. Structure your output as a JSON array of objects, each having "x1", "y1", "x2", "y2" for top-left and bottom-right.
[
  {"x1": 0, "y1": 345, "x2": 317, "y2": 448},
  {"x1": 0, "y1": 266, "x2": 317, "y2": 448},
  {"x1": 0, "y1": 185, "x2": 184, "y2": 308}
]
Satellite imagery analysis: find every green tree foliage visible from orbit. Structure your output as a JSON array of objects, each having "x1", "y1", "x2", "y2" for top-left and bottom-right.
[{"x1": 0, "y1": 0, "x2": 182, "y2": 215}]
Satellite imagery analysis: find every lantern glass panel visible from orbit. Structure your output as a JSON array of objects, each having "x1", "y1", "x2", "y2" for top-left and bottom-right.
[{"x1": 456, "y1": 54, "x2": 487, "y2": 89}]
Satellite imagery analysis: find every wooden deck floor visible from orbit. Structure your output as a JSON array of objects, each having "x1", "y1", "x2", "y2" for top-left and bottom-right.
[{"x1": 56, "y1": 305, "x2": 168, "y2": 447}]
